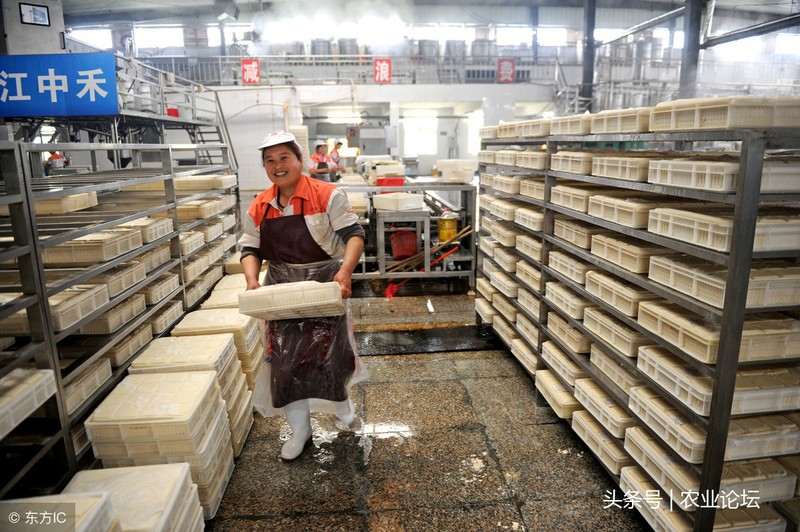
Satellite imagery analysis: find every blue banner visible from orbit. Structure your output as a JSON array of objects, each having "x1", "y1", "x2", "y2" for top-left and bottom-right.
[{"x1": 0, "y1": 53, "x2": 118, "y2": 117}]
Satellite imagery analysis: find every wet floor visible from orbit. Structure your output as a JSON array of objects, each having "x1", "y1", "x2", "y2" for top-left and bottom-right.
[{"x1": 206, "y1": 293, "x2": 649, "y2": 531}]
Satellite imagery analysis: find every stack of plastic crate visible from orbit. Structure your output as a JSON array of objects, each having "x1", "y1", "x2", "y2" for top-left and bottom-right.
[
  {"x1": 129, "y1": 333, "x2": 253, "y2": 457},
  {"x1": 171, "y1": 309, "x2": 262, "y2": 390},
  {"x1": 84, "y1": 373, "x2": 233, "y2": 520},
  {"x1": 62, "y1": 463, "x2": 203, "y2": 530},
  {"x1": 0, "y1": 492, "x2": 120, "y2": 531}
]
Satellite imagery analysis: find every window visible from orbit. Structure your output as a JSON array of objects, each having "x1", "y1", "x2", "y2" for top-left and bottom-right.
[
  {"x1": 776, "y1": 33, "x2": 800, "y2": 56},
  {"x1": 653, "y1": 28, "x2": 684, "y2": 49},
  {"x1": 402, "y1": 113, "x2": 437, "y2": 156},
  {"x1": 496, "y1": 27, "x2": 533, "y2": 47},
  {"x1": 466, "y1": 110, "x2": 483, "y2": 155},
  {"x1": 594, "y1": 29, "x2": 623, "y2": 43},
  {"x1": 133, "y1": 26, "x2": 184, "y2": 48},
  {"x1": 69, "y1": 28, "x2": 113, "y2": 50},
  {"x1": 537, "y1": 28, "x2": 567, "y2": 47}
]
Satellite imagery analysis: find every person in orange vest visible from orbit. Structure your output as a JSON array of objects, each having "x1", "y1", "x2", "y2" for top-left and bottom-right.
[
  {"x1": 44, "y1": 151, "x2": 69, "y2": 176},
  {"x1": 328, "y1": 140, "x2": 343, "y2": 181},
  {"x1": 309, "y1": 140, "x2": 338, "y2": 182}
]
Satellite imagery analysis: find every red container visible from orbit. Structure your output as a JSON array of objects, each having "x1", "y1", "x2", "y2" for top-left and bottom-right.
[
  {"x1": 166, "y1": 107, "x2": 179, "y2": 117},
  {"x1": 389, "y1": 230, "x2": 417, "y2": 260},
  {"x1": 377, "y1": 177, "x2": 405, "y2": 193}
]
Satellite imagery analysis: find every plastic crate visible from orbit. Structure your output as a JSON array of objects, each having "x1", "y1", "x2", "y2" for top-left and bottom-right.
[
  {"x1": 648, "y1": 207, "x2": 800, "y2": 252},
  {"x1": 550, "y1": 114, "x2": 592, "y2": 135},
  {"x1": 516, "y1": 313, "x2": 539, "y2": 348},
  {"x1": 148, "y1": 299, "x2": 184, "y2": 335},
  {"x1": 647, "y1": 157, "x2": 800, "y2": 193},
  {"x1": 475, "y1": 297, "x2": 497, "y2": 324},
  {"x1": 491, "y1": 314, "x2": 519, "y2": 346},
  {"x1": 518, "y1": 118, "x2": 551, "y2": 138},
  {"x1": 514, "y1": 207, "x2": 544, "y2": 232},
  {"x1": 0, "y1": 492, "x2": 116, "y2": 532},
  {"x1": 477, "y1": 150, "x2": 496, "y2": 164},
  {"x1": 479, "y1": 235, "x2": 500, "y2": 259},
  {"x1": 119, "y1": 217, "x2": 174, "y2": 244},
  {"x1": 0, "y1": 369, "x2": 56, "y2": 440},
  {"x1": 479, "y1": 126, "x2": 498, "y2": 139},
  {"x1": 0, "y1": 284, "x2": 110, "y2": 334},
  {"x1": 572, "y1": 410, "x2": 633, "y2": 475},
  {"x1": 589, "y1": 344, "x2": 642, "y2": 396},
  {"x1": 172, "y1": 309, "x2": 259, "y2": 353},
  {"x1": 516, "y1": 151, "x2": 547, "y2": 170},
  {"x1": 493, "y1": 174, "x2": 523, "y2": 194},
  {"x1": 201, "y1": 265, "x2": 224, "y2": 291},
  {"x1": 517, "y1": 287, "x2": 540, "y2": 319},
  {"x1": 494, "y1": 150, "x2": 519, "y2": 166},
  {"x1": 541, "y1": 341, "x2": 587, "y2": 386},
  {"x1": 137, "y1": 245, "x2": 171, "y2": 273},
  {"x1": 488, "y1": 269, "x2": 519, "y2": 298},
  {"x1": 648, "y1": 254, "x2": 800, "y2": 309},
  {"x1": 490, "y1": 221, "x2": 523, "y2": 247},
  {"x1": 544, "y1": 281, "x2": 595, "y2": 320},
  {"x1": 179, "y1": 231, "x2": 205, "y2": 255},
  {"x1": 648, "y1": 96, "x2": 800, "y2": 131},
  {"x1": 184, "y1": 281, "x2": 206, "y2": 308},
  {"x1": 78, "y1": 293, "x2": 147, "y2": 335},
  {"x1": 476, "y1": 277, "x2": 498, "y2": 302},
  {"x1": 618, "y1": 466, "x2": 692, "y2": 532},
  {"x1": 42, "y1": 228, "x2": 143, "y2": 265},
  {"x1": 490, "y1": 198, "x2": 524, "y2": 221},
  {"x1": 496, "y1": 122, "x2": 519, "y2": 138},
  {"x1": 137, "y1": 273, "x2": 180, "y2": 305},
  {"x1": 591, "y1": 234, "x2": 670, "y2": 274},
  {"x1": 174, "y1": 173, "x2": 237, "y2": 191},
  {"x1": 637, "y1": 300, "x2": 800, "y2": 364},
  {"x1": 183, "y1": 254, "x2": 210, "y2": 283},
  {"x1": 574, "y1": 378, "x2": 635, "y2": 438},
  {"x1": 638, "y1": 345, "x2": 800, "y2": 416},
  {"x1": 583, "y1": 307, "x2": 651, "y2": 357},
  {"x1": 628, "y1": 386, "x2": 800, "y2": 463},
  {"x1": 777, "y1": 457, "x2": 800, "y2": 496},
  {"x1": 550, "y1": 184, "x2": 606, "y2": 213},
  {"x1": 491, "y1": 293, "x2": 517, "y2": 323},
  {"x1": 479, "y1": 173, "x2": 495, "y2": 189},
  {"x1": 217, "y1": 213, "x2": 236, "y2": 232},
  {"x1": 0, "y1": 191, "x2": 97, "y2": 217},
  {"x1": 590, "y1": 107, "x2": 652, "y2": 133},
  {"x1": 515, "y1": 259, "x2": 541, "y2": 291},
  {"x1": 510, "y1": 338, "x2": 537, "y2": 375},
  {"x1": 535, "y1": 370, "x2": 581, "y2": 419},
  {"x1": 372, "y1": 192, "x2": 424, "y2": 211},
  {"x1": 587, "y1": 195, "x2": 661, "y2": 229},
  {"x1": 585, "y1": 270, "x2": 659, "y2": 317},
  {"x1": 238, "y1": 280, "x2": 343, "y2": 320},
  {"x1": 591, "y1": 155, "x2": 652, "y2": 182},
  {"x1": 547, "y1": 311, "x2": 590, "y2": 353},
  {"x1": 231, "y1": 390, "x2": 254, "y2": 457},
  {"x1": 86, "y1": 371, "x2": 220, "y2": 444},
  {"x1": 626, "y1": 427, "x2": 797, "y2": 515},
  {"x1": 519, "y1": 177, "x2": 545, "y2": 199},
  {"x1": 200, "y1": 288, "x2": 240, "y2": 310},
  {"x1": 493, "y1": 247, "x2": 521, "y2": 273},
  {"x1": 87, "y1": 261, "x2": 147, "y2": 298},
  {"x1": 106, "y1": 324, "x2": 153, "y2": 367},
  {"x1": 554, "y1": 218, "x2": 609, "y2": 249},
  {"x1": 515, "y1": 234, "x2": 543, "y2": 262},
  {"x1": 551, "y1": 151, "x2": 595, "y2": 174},
  {"x1": 64, "y1": 358, "x2": 112, "y2": 415},
  {"x1": 547, "y1": 250, "x2": 594, "y2": 284}
]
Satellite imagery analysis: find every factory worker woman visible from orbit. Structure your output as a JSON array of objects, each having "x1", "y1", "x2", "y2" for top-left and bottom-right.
[{"x1": 239, "y1": 131, "x2": 367, "y2": 462}]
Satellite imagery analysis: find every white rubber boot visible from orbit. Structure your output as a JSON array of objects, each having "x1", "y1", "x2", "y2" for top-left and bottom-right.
[
  {"x1": 337, "y1": 398, "x2": 356, "y2": 428},
  {"x1": 281, "y1": 400, "x2": 312, "y2": 462}
]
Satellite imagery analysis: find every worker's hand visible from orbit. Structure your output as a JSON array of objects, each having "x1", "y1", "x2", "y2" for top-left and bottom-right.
[
  {"x1": 333, "y1": 270, "x2": 352, "y2": 299},
  {"x1": 245, "y1": 279, "x2": 261, "y2": 291}
]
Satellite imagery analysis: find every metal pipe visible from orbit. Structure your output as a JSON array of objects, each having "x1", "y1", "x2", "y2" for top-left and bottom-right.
[
  {"x1": 599, "y1": 7, "x2": 686, "y2": 46},
  {"x1": 679, "y1": 0, "x2": 705, "y2": 99},
  {"x1": 579, "y1": 0, "x2": 596, "y2": 111},
  {"x1": 701, "y1": 13, "x2": 800, "y2": 48}
]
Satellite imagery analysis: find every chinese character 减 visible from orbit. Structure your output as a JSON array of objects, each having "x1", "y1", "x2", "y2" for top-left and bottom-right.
[
  {"x1": 0, "y1": 71, "x2": 31, "y2": 102},
  {"x1": 76, "y1": 68, "x2": 108, "y2": 102},
  {"x1": 242, "y1": 61, "x2": 260, "y2": 84},
  {"x1": 38, "y1": 68, "x2": 68, "y2": 103}
]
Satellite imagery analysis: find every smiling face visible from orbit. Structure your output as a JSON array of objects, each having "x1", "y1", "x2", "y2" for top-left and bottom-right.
[{"x1": 262, "y1": 143, "x2": 303, "y2": 191}]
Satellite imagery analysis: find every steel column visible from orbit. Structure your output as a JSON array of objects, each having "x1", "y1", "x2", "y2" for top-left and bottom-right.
[
  {"x1": 679, "y1": 0, "x2": 705, "y2": 99},
  {"x1": 580, "y1": 0, "x2": 597, "y2": 111}
]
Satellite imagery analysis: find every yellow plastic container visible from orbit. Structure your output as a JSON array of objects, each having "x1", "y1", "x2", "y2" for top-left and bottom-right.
[{"x1": 438, "y1": 209, "x2": 458, "y2": 241}]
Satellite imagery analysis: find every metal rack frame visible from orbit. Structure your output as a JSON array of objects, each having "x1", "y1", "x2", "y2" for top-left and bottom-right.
[{"x1": 479, "y1": 127, "x2": 800, "y2": 531}]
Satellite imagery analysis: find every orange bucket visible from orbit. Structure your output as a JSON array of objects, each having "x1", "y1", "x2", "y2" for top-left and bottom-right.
[{"x1": 389, "y1": 230, "x2": 417, "y2": 260}]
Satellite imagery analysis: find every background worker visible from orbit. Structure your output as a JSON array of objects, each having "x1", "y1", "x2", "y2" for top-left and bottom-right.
[
  {"x1": 309, "y1": 139, "x2": 338, "y2": 182},
  {"x1": 328, "y1": 140, "x2": 343, "y2": 181}
]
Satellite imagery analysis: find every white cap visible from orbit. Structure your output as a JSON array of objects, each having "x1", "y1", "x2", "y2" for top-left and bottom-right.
[
  {"x1": 257, "y1": 131, "x2": 303, "y2": 152},
  {"x1": 313, "y1": 139, "x2": 327, "y2": 148}
]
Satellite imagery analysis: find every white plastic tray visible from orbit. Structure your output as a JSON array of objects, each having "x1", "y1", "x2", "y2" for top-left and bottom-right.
[
  {"x1": 42, "y1": 228, "x2": 143, "y2": 265},
  {"x1": 476, "y1": 277, "x2": 498, "y2": 302},
  {"x1": 136, "y1": 245, "x2": 171, "y2": 273},
  {"x1": 87, "y1": 261, "x2": 147, "y2": 298},
  {"x1": 238, "y1": 281, "x2": 343, "y2": 320},
  {"x1": 516, "y1": 313, "x2": 539, "y2": 348},
  {"x1": 148, "y1": 299, "x2": 184, "y2": 335},
  {"x1": 573, "y1": 378, "x2": 635, "y2": 438},
  {"x1": 0, "y1": 369, "x2": 57, "y2": 440},
  {"x1": 491, "y1": 293, "x2": 517, "y2": 323},
  {"x1": 535, "y1": 370, "x2": 582, "y2": 419},
  {"x1": 551, "y1": 151, "x2": 595, "y2": 175},
  {"x1": 541, "y1": 341, "x2": 587, "y2": 386},
  {"x1": 78, "y1": 293, "x2": 147, "y2": 335},
  {"x1": 519, "y1": 177, "x2": 546, "y2": 199},
  {"x1": 591, "y1": 107, "x2": 652, "y2": 134},
  {"x1": 201, "y1": 288, "x2": 241, "y2": 309},
  {"x1": 516, "y1": 259, "x2": 541, "y2": 291},
  {"x1": 548, "y1": 250, "x2": 593, "y2": 284},
  {"x1": 618, "y1": 466, "x2": 691, "y2": 532},
  {"x1": 488, "y1": 269, "x2": 519, "y2": 298},
  {"x1": 119, "y1": 217, "x2": 174, "y2": 243},
  {"x1": 544, "y1": 281, "x2": 595, "y2": 320},
  {"x1": 591, "y1": 233, "x2": 670, "y2": 274},
  {"x1": 515, "y1": 234, "x2": 543, "y2": 262},
  {"x1": 138, "y1": 273, "x2": 180, "y2": 305},
  {"x1": 0, "y1": 492, "x2": 116, "y2": 532},
  {"x1": 583, "y1": 307, "x2": 651, "y2": 357},
  {"x1": 172, "y1": 309, "x2": 259, "y2": 353},
  {"x1": 510, "y1": 338, "x2": 538, "y2": 376},
  {"x1": 550, "y1": 114, "x2": 592, "y2": 135},
  {"x1": 0, "y1": 284, "x2": 110, "y2": 334},
  {"x1": 649, "y1": 96, "x2": 800, "y2": 131},
  {"x1": 591, "y1": 155, "x2": 652, "y2": 182},
  {"x1": 65, "y1": 358, "x2": 112, "y2": 415},
  {"x1": 572, "y1": 410, "x2": 633, "y2": 475},
  {"x1": 547, "y1": 311, "x2": 591, "y2": 353},
  {"x1": 554, "y1": 218, "x2": 608, "y2": 250},
  {"x1": 589, "y1": 344, "x2": 642, "y2": 396},
  {"x1": 476, "y1": 297, "x2": 497, "y2": 324},
  {"x1": 493, "y1": 247, "x2": 521, "y2": 273},
  {"x1": 517, "y1": 287, "x2": 540, "y2": 319},
  {"x1": 491, "y1": 314, "x2": 518, "y2": 346},
  {"x1": 585, "y1": 270, "x2": 659, "y2": 317},
  {"x1": 106, "y1": 324, "x2": 153, "y2": 367},
  {"x1": 372, "y1": 192, "x2": 424, "y2": 211},
  {"x1": 647, "y1": 157, "x2": 800, "y2": 193}
]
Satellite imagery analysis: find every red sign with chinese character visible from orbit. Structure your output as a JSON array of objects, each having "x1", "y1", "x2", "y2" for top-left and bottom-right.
[
  {"x1": 241, "y1": 58, "x2": 260, "y2": 85},
  {"x1": 374, "y1": 59, "x2": 392, "y2": 83},
  {"x1": 497, "y1": 58, "x2": 515, "y2": 83}
]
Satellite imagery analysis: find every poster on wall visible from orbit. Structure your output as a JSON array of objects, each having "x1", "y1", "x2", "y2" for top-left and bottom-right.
[
  {"x1": 497, "y1": 58, "x2": 515, "y2": 83},
  {"x1": 19, "y1": 3, "x2": 50, "y2": 26},
  {"x1": 241, "y1": 58, "x2": 260, "y2": 84},
  {"x1": 374, "y1": 59, "x2": 391, "y2": 83},
  {"x1": 0, "y1": 54, "x2": 118, "y2": 117}
]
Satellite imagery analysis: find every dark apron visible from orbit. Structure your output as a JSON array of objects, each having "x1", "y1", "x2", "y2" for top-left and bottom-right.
[{"x1": 260, "y1": 200, "x2": 356, "y2": 408}]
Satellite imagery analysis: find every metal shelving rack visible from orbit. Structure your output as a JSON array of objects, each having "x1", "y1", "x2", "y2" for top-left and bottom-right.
[
  {"x1": 479, "y1": 127, "x2": 800, "y2": 531},
  {"x1": 337, "y1": 182, "x2": 477, "y2": 286},
  {"x1": 0, "y1": 140, "x2": 239, "y2": 498}
]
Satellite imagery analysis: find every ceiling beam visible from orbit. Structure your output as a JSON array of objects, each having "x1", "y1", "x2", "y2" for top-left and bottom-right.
[{"x1": 701, "y1": 13, "x2": 800, "y2": 48}]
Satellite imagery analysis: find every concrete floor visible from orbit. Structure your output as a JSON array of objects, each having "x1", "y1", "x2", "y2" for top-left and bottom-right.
[{"x1": 206, "y1": 293, "x2": 649, "y2": 531}]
